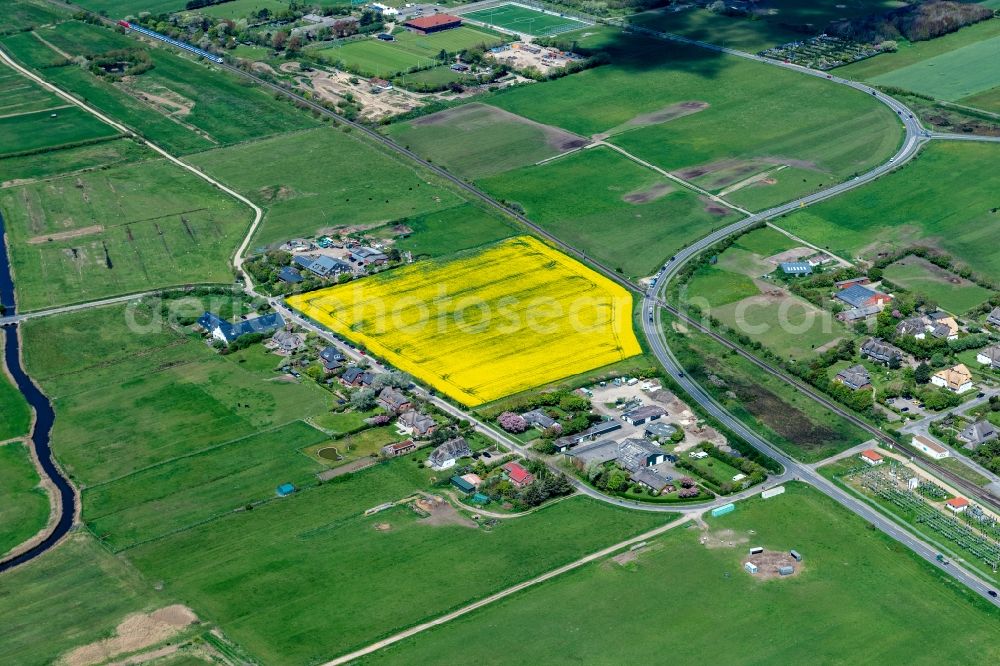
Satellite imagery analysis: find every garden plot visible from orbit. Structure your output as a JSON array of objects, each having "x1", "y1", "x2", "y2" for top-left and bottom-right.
[{"x1": 287, "y1": 236, "x2": 641, "y2": 406}]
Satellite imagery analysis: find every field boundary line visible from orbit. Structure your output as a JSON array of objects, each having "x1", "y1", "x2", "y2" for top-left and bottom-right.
[
  {"x1": 0, "y1": 103, "x2": 72, "y2": 120},
  {"x1": 593, "y1": 141, "x2": 751, "y2": 215},
  {"x1": 322, "y1": 514, "x2": 692, "y2": 665}
]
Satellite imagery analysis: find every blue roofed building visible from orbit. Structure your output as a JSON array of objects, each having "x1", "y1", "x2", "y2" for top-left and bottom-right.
[
  {"x1": 835, "y1": 284, "x2": 891, "y2": 309},
  {"x1": 278, "y1": 266, "x2": 304, "y2": 283},
  {"x1": 276, "y1": 483, "x2": 295, "y2": 497},
  {"x1": 197, "y1": 311, "x2": 285, "y2": 345}
]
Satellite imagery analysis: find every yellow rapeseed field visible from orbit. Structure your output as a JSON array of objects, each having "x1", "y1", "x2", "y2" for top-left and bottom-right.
[{"x1": 287, "y1": 236, "x2": 641, "y2": 406}]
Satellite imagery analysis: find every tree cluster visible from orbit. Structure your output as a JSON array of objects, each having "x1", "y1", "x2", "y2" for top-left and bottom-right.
[{"x1": 827, "y1": 1, "x2": 994, "y2": 44}]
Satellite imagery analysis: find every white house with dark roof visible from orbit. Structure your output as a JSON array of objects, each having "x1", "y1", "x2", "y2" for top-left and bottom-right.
[
  {"x1": 976, "y1": 345, "x2": 1000, "y2": 370},
  {"x1": 958, "y1": 421, "x2": 998, "y2": 450},
  {"x1": 987, "y1": 306, "x2": 1000, "y2": 328},
  {"x1": 427, "y1": 437, "x2": 471, "y2": 470},
  {"x1": 860, "y1": 338, "x2": 903, "y2": 365}
]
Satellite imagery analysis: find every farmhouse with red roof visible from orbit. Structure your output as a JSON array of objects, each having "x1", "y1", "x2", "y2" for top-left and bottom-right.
[{"x1": 502, "y1": 461, "x2": 535, "y2": 488}]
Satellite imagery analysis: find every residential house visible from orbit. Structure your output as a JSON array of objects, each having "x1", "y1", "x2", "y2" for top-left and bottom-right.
[
  {"x1": 319, "y1": 346, "x2": 345, "y2": 372},
  {"x1": 835, "y1": 364, "x2": 872, "y2": 391},
  {"x1": 398, "y1": 409, "x2": 437, "y2": 437},
  {"x1": 268, "y1": 329, "x2": 306, "y2": 354},
  {"x1": 927, "y1": 315, "x2": 959, "y2": 341},
  {"x1": 277, "y1": 266, "x2": 303, "y2": 284},
  {"x1": 931, "y1": 364, "x2": 973, "y2": 393},
  {"x1": 835, "y1": 284, "x2": 892, "y2": 309},
  {"x1": 895, "y1": 316, "x2": 927, "y2": 339},
  {"x1": 621, "y1": 405, "x2": 666, "y2": 426},
  {"x1": 957, "y1": 421, "x2": 998, "y2": 450},
  {"x1": 340, "y1": 366, "x2": 374, "y2": 388},
  {"x1": 945, "y1": 497, "x2": 969, "y2": 513},
  {"x1": 912, "y1": 434, "x2": 950, "y2": 460},
  {"x1": 502, "y1": 461, "x2": 535, "y2": 488},
  {"x1": 860, "y1": 338, "x2": 903, "y2": 366},
  {"x1": 349, "y1": 247, "x2": 389, "y2": 267},
  {"x1": 616, "y1": 438, "x2": 665, "y2": 472},
  {"x1": 860, "y1": 449, "x2": 884, "y2": 466},
  {"x1": 644, "y1": 422, "x2": 678, "y2": 441},
  {"x1": 987, "y1": 306, "x2": 1000, "y2": 328},
  {"x1": 631, "y1": 467, "x2": 673, "y2": 492},
  {"x1": 427, "y1": 437, "x2": 470, "y2": 470},
  {"x1": 381, "y1": 440, "x2": 416, "y2": 457},
  {"x1": 976, "y1": 345, "x2": 1000, "y2": 370},
  {"x1": 779, "y1": 261, "x2": 812, "y2": 276},
  {"x1": 521, "y1": 409, "x2": 558, "y2": 431},
  {"x1": 197, "y1": 311, "x2": 284, "y2": 345},
  {"x1": 308, "y1": 255, "x2": 353, "y2": 278},
  {"x1": 377, "y1": 387, "x2": 411, "y2": 413}
]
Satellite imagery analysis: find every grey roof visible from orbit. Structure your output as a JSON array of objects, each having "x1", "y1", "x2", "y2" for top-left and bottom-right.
[
  {"x1": 573, "y1": 420, "x2": 622, "y2": 442},
  {"x1": 836, "y1": 364, "x2": 871, "y2": 391},
  {"x1": 197, "y1": 311, "x2": 284, "y2": 344},
  {"x1": 979, "y1": 345, "x2": 1000, "y2": 367},
  {"x1": 521, "y1": 409, "x2": 557, "y2": 429},
  {"x1": 959, "y1": 421, "x2": 998, "y2": 446},
  {"x1": 378, "y1": 387, "x2": 410, "y2": 410},
  {"x1": 929, "y1": 323, "x2": 952, "y2": 338},
  {"x1": 308, "y1": 255, "x2": 351, "y2": 277},
  {"x1": 780, "y1": 261, "x2": 812, "y2": 275},
  {"x1": 617, "y1": 438, "x2": 663, "y2": 472},
  {"x1": 840, "y1": 305, "x2": 881, "y2": 321},
  {"x1": 988, "y1": 306, "x2": 1000, "y2": 325},
  {"x1": 861, "y1": 338, "x2": 902, "y2": 363},
  {"x1": 630, "y1": 467, "x2": 672, "y2": 491},
  {"x1": 350, "y1": 247, "x2": 388, "y2": 263},
  {"x1": 623, "y1": 405, "x2": 666, "y2": 422},
  {"x1": 644, "y1": 422, "x2": 677, "y2": 438},
  {"x1": 271, "y1": 329, "x2": 304, "y2": 351},
  {"x1": 927, "y1": 311, "x2": 949, "y2": 321},
  {"x1": 399, "y1": 409, "x2": 435, "y2": 435},
  {"x1": 895, "y1": 317, "x2": 926, "y2": 336},
  {"x1": 428, "y1": 437, "x2": 470, "y2": 466},
  {"x1": 342, "y1": 367, "x2": 373, "y2": 385},
  {"x1": 569, "y1": 439, "x2": 620, "y2": 466},
  {"x1": 319, "y1": 346, "x2": 345, "y2": 367},
  {"x1": 836, "y1": 284, "x2": 878, "y2": 308}
]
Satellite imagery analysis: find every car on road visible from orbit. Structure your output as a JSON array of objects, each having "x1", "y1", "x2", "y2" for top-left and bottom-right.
[
  {"x1": 977, "y1": 392, "x2": 985, "y2": 398},
  {"x1": 989, "y1": 590, "x2": 998, "y2": 598}
]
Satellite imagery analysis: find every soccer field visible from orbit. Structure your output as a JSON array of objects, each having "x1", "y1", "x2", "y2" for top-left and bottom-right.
[{"x1": 463, "y1": 3, "x2": 586, "y2": 36}]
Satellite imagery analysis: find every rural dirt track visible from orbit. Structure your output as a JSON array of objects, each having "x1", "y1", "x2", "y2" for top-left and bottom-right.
[{"x1": 321, "y1": 515, "x2": 692, "y2": 665}]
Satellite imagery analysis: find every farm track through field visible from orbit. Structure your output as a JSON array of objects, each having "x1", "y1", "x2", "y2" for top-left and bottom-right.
[{"x1": 3, "y1": 8, "x2": 999, "y2": 621}]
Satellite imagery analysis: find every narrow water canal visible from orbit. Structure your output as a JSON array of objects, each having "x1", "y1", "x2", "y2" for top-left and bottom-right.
[{"x1": 0, "y1": 212, "x2": 75, "y2": 573}]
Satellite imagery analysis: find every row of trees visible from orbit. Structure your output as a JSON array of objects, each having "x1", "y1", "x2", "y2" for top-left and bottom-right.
[{"x1": 827, "y1": 0, "x2": 994, "y2": 43}]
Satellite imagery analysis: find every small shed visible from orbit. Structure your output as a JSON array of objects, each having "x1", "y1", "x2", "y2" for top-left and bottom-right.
[
  {"x1": 790, "y1": 549, "x2": 802, "y2": 562},
  {"x1": 749, "y1": 546, "x2": 764, "y2": 555},
  {"x1": 779, "y1": 565, "x2": 794, "y2": 576},
  {"x1": 744, "y1": 562, "x2": 758, "y2": 574},
  {"x1": 471, "y1": 493, "x2": 489, "y2": 504},
  {"x1": 276, "y1": 483, "x2": 295, "y2": 497},
  {"x1": 451, "y1": 475, "x2": 476, "y2": 494}
]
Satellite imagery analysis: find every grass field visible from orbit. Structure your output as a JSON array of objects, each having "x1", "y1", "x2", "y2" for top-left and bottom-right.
[
  {"x1": 1, "y1": 534, "x2": 176, "y2": 666},
  {"x1": 2, "y1": 0, "x2": 67, "y2": 35},
  {"x1": 0, "y1": 65, "x2": 61, "y2": 116},
  {"x1": 188, "y1": 127, "x2": 464, "y2": 248},
  {"x1": 8, "y1": 20, "x2": 318, "y2": 153},
  {"x1": 961, "y1": 85, "x2": 1000, "y2": 114},
  {"x1": 777, "y1": 141, "x2": 1000, "y2": 283},
  {"x1": 665, "y1": 312, "x2": 867, "y2": 461},
  {"x1": 836, "y1": 18, "x2": 1000, "y2": 81},
  {"x1": 0, "y1": 106, "x2": 119, "y2": 157},
  {"x1": 0, "y1": 441, "x2": 49, "y2": 557},
  {"x1": 871, "y1": 33, "x2": 1000, "y2": 101},
  {"x1": 21, "y1": 303, "x2": 332, "y2": 488},
  {"x1": 126, "y1": 468, "x2": 667, "y2": 665},
  {"x1": 883, "y1": 255, "x2": 993, "y2": 314},
  {"x1": 485, "y1": 37, "x2": 900, "y2": 210},
  {"x1": 0, "y1": 156, "x2": 252, "y2": 311},
  {"x1": 384, "y1": 103, "x2": 587, "y2": 179},
  {"x1": 393, "y1": 64, "x2": 465, "y2": 89},
  {"x1": 72, "y1": 0, "x2": 189, "y2": 15},
  {"x1": 0, "y1": 340, "x2": 31, "y2": 442},
  {"x1": 362, "y1": 483, "x2": 1000, "y2": 664},
  {"x1": 0, "y1": 136, "x2": 147, "y2": 183},
  {"x1": 196, "y1": 0, "x2": 288, "y2": 19},
  {"x1": 628, "y1": 0, "x2": 901, "y2": 52},
  {"x1": 462, "y1": 4, "x2": 586, "y2": 37},
  {"x1": 288, "y1": 236, "x2": 640, "y2": 406},
  {"x1": 319, "y1": 28, "x2": 502, "y2": 77},
  {"x1": 84, "y1": 420, "x2": 330, "y2": 551},
  {"x1": 479, "y1": 147, "x2": 741, "y2": 276},
  {"x1": 390, "y1": 202, "x2": 518, "y2": 258}
]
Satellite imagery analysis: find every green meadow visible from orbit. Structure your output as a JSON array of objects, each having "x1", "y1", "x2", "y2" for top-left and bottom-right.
[
  {"x1": 777, "y1": 141, "x2": 1000, "y2": 282},
  {"x1": 362, "y1": 483, "x2": 1000, "y2": 664},
  {"x1": 0, "y1": 441, "x2": 49, "y2": 557}
]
